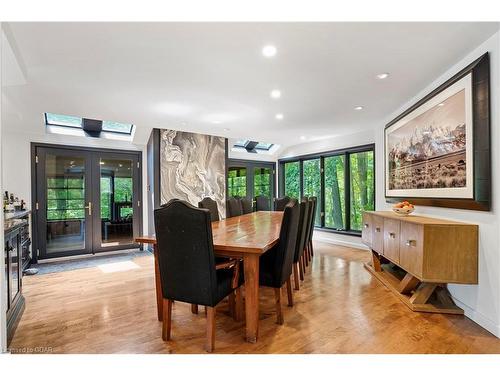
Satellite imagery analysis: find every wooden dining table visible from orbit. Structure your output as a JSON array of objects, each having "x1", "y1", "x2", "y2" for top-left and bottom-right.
[{"x1": 134, "y1": 210, "x2": 284, "y2": 343}]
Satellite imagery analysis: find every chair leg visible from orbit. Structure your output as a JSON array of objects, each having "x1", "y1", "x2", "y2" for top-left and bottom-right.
[
  {"x1": 162, "y1": 298, "x2": 172, "y2": 341},
  {"x1": 302, "y1": 253, "x2": 308, "y2": 271},
  {"x1": 299, "y1": 258, "x2": 304, "y2": 281},
  {"x1": 310, "y1": 240, "x2": 314, "y2": 257},
  {"x1": 206, "y1": 306, "x2": 216, "y2": 353},
  {"x1": 286, "y1": 277, "x2": 294, "y2": 307},
  {"x1": 307, "y1": 242, "x2": 312, "y2": 263},
  {"x1": 191, "y1": 304, "x2": 198, "y2": 314},
  {"x1": 304, "y1": 248, "x2": 309, "y2": 267},
  {"x1": 234, "y1": 287, "x2": 243, "y2": 322},
  {"x1": 293, "y1": 262, "x2": 300, "y2": 290},
  {"x1": 274, "y1": 287, "x2": 284, "y2": 325}
]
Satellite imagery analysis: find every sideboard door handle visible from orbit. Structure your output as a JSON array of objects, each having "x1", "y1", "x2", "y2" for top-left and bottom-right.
[
  {"x1": 364, "y1": 223, "x2": 369, "y2": 228},
  {"x1": 406, "y1": 240, "x2": 416, "y2": 247},
  {"x1": 389, "y1": 232, "x2": 396, "y2": 239},
  {"x1": 375, "y1": 227, "x2": 381, "y2": 232}
]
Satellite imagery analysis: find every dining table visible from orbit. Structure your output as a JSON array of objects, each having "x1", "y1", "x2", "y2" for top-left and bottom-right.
[{"x1": 134, "y1": 210, "x2": 284, "y2": 343}]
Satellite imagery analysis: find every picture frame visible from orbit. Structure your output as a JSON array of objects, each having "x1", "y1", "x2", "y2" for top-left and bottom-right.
[{"x1": 385, "y1": 53, "x2": 490, "y2": 211}]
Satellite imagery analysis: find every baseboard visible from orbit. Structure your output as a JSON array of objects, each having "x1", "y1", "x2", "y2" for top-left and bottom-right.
[
  {"x1": 452, "y1": 298, "x2": 500, "y2": 338},
  {"x1": 313, "y1": 233, "x2": 369, "y2": 251}
]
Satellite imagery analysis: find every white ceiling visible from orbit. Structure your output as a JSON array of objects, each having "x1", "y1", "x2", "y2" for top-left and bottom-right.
[{"x1": 2, "y1": 22, "x2": 499, "y2": 149}]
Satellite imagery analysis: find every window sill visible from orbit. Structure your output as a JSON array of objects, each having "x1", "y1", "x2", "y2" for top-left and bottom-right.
[{"x1": 313, "y1": 227, "x2": 362, "y2": 237}]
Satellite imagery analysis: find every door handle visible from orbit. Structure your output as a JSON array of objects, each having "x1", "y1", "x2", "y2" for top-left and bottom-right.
[
  {"x1": 389, "y1": 232, "x2": 396, "y2": 239},
  {"x1": 85, "y1": 202, "x2": 92, "y2": 216}
]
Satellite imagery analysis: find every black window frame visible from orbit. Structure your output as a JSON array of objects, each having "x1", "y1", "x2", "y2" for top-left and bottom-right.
[{"x1": 278, "y1": 143, "x2": 375, "y2": 237}]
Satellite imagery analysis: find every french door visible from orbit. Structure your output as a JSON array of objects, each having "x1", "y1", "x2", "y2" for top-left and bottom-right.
[
  {"x1": 33, "y1": 145, "x2": 142, "y2": 260},
  {"x1": 227, "y1": 159, "x2": 276, "y2": 208}
]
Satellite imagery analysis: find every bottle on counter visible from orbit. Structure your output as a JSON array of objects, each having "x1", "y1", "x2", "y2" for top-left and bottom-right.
[{"x1": 14, "y1": 197, "x2": 21, "y2": 211}]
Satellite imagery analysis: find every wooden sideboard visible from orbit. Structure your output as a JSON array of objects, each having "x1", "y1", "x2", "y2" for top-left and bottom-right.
[{"x1": 361, "y1": 211, "x2": 478, "y2": 314}]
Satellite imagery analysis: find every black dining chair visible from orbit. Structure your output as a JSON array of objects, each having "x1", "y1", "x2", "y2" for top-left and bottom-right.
[
  {"x1": 255, "y1": 195, "x2": 270, "y2": 211},
  {"x1": 198, "y1": 197, "x2": 220, "y2": 222},
  {"x1": 274, "y1": 196, "x2": 290, "y2": 211},
  {"x1": 227, "y1": 197, "x2": 243, "y2": 217},
  {"x1": 292, "y1": 197, "x2": 310, "y2": 290},
  {"x1": 154, "y1": 200, "x2": 243, "y2": 352},
  {"x1": 240, "y1": 197, "x2": 253, "y2": 214},
  {"x1": 301, "y1": 197, "x2": 313, "y2": 273},
  {"x1": 307, "y1": 196, "x2": 318, "y2": 262},
  {"x1": 259, "y1": 199, "x2": 300, "y2": 324}
]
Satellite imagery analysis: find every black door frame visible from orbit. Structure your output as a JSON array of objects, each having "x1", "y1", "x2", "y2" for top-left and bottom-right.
[
  {"x1": 31, "y1": 143, "x2": 143, "y2": 262},
  {"x1": 227, "y1": 158, "x2": 277, "y2": 205}
]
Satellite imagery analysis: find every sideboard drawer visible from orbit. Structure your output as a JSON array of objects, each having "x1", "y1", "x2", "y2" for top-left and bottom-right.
[
  {"x1": 399, "y1": 222, "x2": 424, "y2": 278},
  {"x1": 383, "y1": 218, "x2": 400, "y2": 263},
  {"x1": 372, "y1": 215, "x2": 384, "y2": 254},
  {"x1": 361, "y1": 212, "x2": 373, "y2": 246}
]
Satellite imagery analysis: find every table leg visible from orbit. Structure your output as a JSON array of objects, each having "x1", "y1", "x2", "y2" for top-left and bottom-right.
[
  {"x1": 154, "y1": 244, "x2": 163, "y2": 321},
  {"x1": 243, "y1": 254, "x2": 260, "y2": 343}
]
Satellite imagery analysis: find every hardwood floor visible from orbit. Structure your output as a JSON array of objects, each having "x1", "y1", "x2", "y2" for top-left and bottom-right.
[{"x1": 9, "y1": 242, "x2": 500, "y2": 354}]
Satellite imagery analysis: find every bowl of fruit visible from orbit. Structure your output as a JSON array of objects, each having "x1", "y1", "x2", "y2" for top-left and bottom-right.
[{"x1": 392, "y1": 201, "x2": 414, "y2": 216}]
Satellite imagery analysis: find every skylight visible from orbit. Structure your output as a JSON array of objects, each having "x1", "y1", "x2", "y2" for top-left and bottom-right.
[
  {"x1": 45, "y1": 113, "x2": 82, "y2": 128},
  {"x1": 45, "y1": 113, "x2": 134, "y2": 136},
  {"x1": 102, "y1": 121, "x2": 134, "y2": 134},
  {"x1": 234, "y1": 140, "x2": 274, "y2": 151},
  {"x1": 234, "y1": 140, "x2": 249, "y2": 147},
  {"x1": 255, "y1": 142, "x2": 273, "y2": 151}
]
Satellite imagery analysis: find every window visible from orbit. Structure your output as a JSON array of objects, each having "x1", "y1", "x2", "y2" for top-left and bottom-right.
[
  {"x1": 254, "y1": 142, "x2": 274, "y2": 151},
  {"x1": 283, "y1": 161, "x2": 300, "y2": 199},
  {"x1": 324, "y1": 155, "x2": 346, "y2": 230},
  {"x1": 302, "y1": 159, "x2": 322, "y2": 226},
  {"x1": 102, "y1": 121, "x2": 133, "y2": 135},
  {"x1": 47, "y1": 176, "x2": 85, "y2": 220},
  {"x1": 279, "y1": 144, "x2": 375, "y2": 235},
  {"x1": 254, "y1": 167, "x2": 272, "y2": 207},
  {"x1": 45, "y1": 113, "x2": 82, "y2": 128},
  {"x1": 349, "y1": 150, "x2": 375, "y2": 231},
  {"x1": 227, "y1": 167, "x2": 247, "y2": 197},
  {"x1": 233, "y1": 140, "x2": 274, "y2": 151},
  {"x1": 45, "y1": 113, "x2": 133, "y2": 135}
]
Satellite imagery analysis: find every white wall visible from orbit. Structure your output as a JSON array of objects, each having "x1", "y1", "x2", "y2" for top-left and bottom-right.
[
  {"x1": 278, "y1": 32, "x2": 500, "y2": 337},
  {"x1": 375, "y1": 32, "x2": 500, "y2": 337}
]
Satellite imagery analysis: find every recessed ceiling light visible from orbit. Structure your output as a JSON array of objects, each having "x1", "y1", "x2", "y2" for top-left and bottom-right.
[
  {"x1": 437, "y1": 103, "x2": 445, "y2": 107},
  {"x1": 223, "y1": 128, "x2": 230, "y2": 131},
  {"x1": 270, "y1": 89, "x2": 281, "y2": 99},
  {"x1": 300, "y1": 136, "x2": 307, "y2": 141},
  {"x1": 354, "y1": 106, "x2": 364, "y2": 111},
  {"x1": 376, "y1": 73, "x2": 390, "y2": 80},
  {"x1": 275, "y1": 113, "x2": 284, "y2": 120},
  {"x1": 211, "y1": 120, "x2": 221, "y2": 124},
  {"x1": 262, "y1": 45, "x2": 277, "y2": 58}
]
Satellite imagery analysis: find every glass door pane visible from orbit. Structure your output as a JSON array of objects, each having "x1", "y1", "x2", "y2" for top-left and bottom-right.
[
  {"x1": 284, "y1": 161, "x2": 300, "y2": 199},
  {"x1": 302, "y1": 158, "x2": 322, "y2": 226},
  {"x1": 228, "y1": 167, "x2": 247, "y2": 198},
  {"x1": 349, "y1": 150, "x2": 375, "y2": 231},
  {"x1": 254, "y1": 167, "x2": 272, "y2": 208},
  {"x1": 324, "y1": 155, "x2": 346, "y2": 230},
  {"x1": 99, "y1": 158, "x2": 135, "y2": 248},
  {"x1": 44, "y1": 154, "x2": 89, "y2": 255}
]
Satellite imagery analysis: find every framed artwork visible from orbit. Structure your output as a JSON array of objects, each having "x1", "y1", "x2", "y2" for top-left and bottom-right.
[{"x1": 385, "y1": 53, "x2": 490, "y2": 211}]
